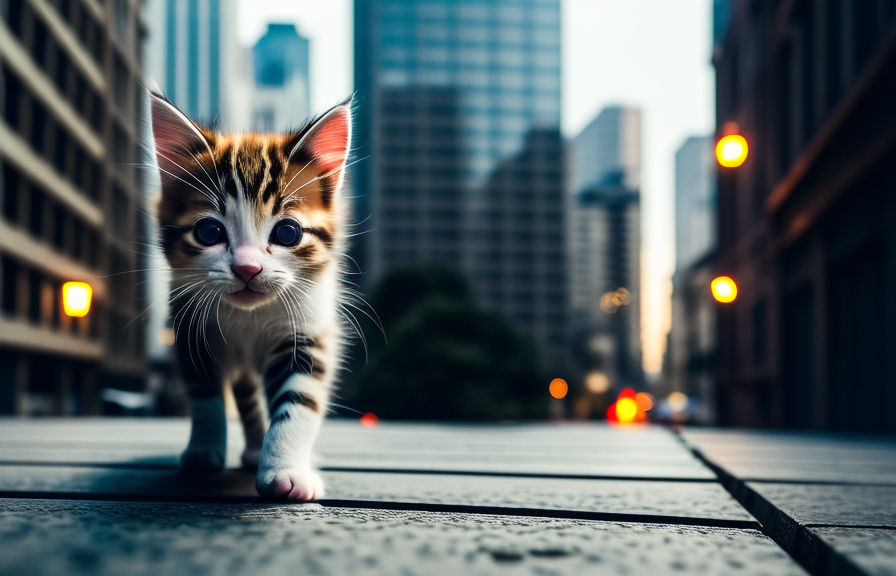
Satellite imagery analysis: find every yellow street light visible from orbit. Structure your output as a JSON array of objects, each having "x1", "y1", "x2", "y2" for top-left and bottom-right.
[
  {"x1": 716, "y1": 134, "x2": 748, "y2": 168},
  {"x1": 711, "y1": 276, "x2": 738, "y2": 304},
  {"x1": 62, "y1": 281, "x2": 92, "y2": 317}
]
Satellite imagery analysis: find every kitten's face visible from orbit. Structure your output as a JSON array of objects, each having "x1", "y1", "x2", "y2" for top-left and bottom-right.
[{"x1": 150, "y1": 94, "x2": 351, "y2": 311}]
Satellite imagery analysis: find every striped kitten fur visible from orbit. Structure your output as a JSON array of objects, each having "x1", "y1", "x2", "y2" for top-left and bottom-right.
[{"x1": 150, "y1": 92, "x2": 352, "y2": 500}]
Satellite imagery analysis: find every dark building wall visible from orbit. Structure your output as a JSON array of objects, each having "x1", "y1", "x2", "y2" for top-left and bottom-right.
[
  {"x1": 0, "y1": 0, "x2": 148, "y2": 415},
  {"x1": 714, "y1": 0, "x2": 896, "y2": 433}
]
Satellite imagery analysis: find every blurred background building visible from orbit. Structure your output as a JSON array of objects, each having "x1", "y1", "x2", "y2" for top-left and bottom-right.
[
  {"x1": 667, "y1": 135, "x2": 716, "y2": 423},
  {"x1": 572, "y1": 106, "x2": 641, "y2": 192},
  {"x1": 145, "y1": 0, "x2": 243, "y2": 130},
  {"x1": 251, "y1": 23, "x2": 310, "y2": 131},
  {"x1": 353, "y1": 0, "x2": 567, "y2": 369},
  {"x1": 713, "y1": 0, "x2": 896, "y2": 433},
  {"x1": 569, "y1": 106, "x2": 642, "y2": 395},
  {"x1": 0, "y1": 0, "x2": 148, "y2": 415}
]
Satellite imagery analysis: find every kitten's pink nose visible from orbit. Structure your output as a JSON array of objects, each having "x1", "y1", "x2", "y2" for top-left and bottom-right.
[{"x1": 231, "y1": 262, "x2": 262, "y2": 283}]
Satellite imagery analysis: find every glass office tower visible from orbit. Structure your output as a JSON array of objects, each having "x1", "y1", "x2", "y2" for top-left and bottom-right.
[{"x1": 354, "y1": 0, "x2": 566, "y2": 366}]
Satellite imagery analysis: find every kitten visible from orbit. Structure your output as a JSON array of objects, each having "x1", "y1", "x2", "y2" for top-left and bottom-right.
[{"x1": 149, "y1": 92, "x2": 352, "y2": 500}]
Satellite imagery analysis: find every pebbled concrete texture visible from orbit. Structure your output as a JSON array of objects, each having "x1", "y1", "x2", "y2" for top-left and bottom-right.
[
  {"x1": 811, "y1": 528, "x2": 896, "y2": 576},
  {"x1": 0, "y1": 499, "x2": 805, "y2": 576},
  {"x1": 747, "y1": 483, "x2": 896, "y2": 527}
]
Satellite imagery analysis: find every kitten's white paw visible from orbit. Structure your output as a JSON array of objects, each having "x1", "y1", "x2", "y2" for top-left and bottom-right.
[
  {"x1": 241, "y1": 447, "x2": 262, "y2": 469},
  {"x1": 256, "y1": 468, "x2": 325, "y2": 501},
  {"x1": 181, "y1": 446, "x2": 226, "y2": 472}
]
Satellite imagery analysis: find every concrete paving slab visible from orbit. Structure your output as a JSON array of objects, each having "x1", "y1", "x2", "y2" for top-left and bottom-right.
[
  {"x1": 0, "y1": 420, "x2": 714, "y2": 479},
  {"x1": 0, "y1": 419, "x2": 688, "y2": 454},
  {"x1": 811, "y1": 527, "x2": 896, "y2": 576},
  {"x1": 0, "y1": 444, "x2": 714, "y2": 478},
  {"x1": 0, "y1": 499, "x2": 805, "y2": 576},
  {"x1": 681, "y1": 429, "x2": 896, "y2": 484},
  {"x1": 0, "y1": 465, "x2": 754, "y2": 522},
  {"x1": 747, "y1": 483, "x2": 896, "y2": 527}
]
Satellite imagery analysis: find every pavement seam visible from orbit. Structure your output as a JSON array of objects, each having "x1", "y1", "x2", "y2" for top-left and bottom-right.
[
  {"x1": 0, "y1": 490, "x2": 761, "y2": 529},
  {"x1": 671, "y1": 429, "x2": 873, "y2": 576}
]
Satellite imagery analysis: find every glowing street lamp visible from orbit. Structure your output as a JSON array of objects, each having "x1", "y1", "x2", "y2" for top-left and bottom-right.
[
  {"x1": 716, "y1": 134, "x2": 748, "y2": 168},
  {"x1": 62, "y1": 281, "x2": 92, "y2": 317},
  {"x1": 711, "y1": 276, "x2": 738, "y2": 304}
]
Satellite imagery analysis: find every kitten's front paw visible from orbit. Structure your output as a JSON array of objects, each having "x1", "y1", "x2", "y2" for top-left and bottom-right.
[
  {"x1": 181, "y1": 446, "x2": 226, "y2": 473},
  {"x1": 256, "y1": 468, "x2": 325, "y2": 501}
]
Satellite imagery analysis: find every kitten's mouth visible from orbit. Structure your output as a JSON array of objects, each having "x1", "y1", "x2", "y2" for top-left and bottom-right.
[{"x1": 225, "y1": 287, "x2": 269, "y2": 307}]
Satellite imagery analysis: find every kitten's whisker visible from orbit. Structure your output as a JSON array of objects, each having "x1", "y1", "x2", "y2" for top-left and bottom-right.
[
  {"x1": 124, "y1": 279, "x2": 203, "y2": 329},
  {"x1": 281, "y1": 159, "x2": 314, "y2": 195},
  {"x1": 156, "y1": 150, "x2": 221, "y2": 202},
  {"x1": 214, "y1": 293, "x2": 227, "y2": 346},
  {"x1": 154, "y1": 163, "x2": 220, "y2": 208},
  {"x1": 187, "y1": 149, "x2": 225, "y2": 199}
]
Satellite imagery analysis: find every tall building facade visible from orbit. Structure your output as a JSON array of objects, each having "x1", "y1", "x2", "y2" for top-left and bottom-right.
[
  {"x1": 667, "y1": 135, "x2": 717, "y2": 422},
  {"x1": 569, "y1": 179, "x2": 641, "y2": 390},
  {"x1": 353, "y1": 0, "x2": 567, "y2": 366},
  {"x1": 572, "y1": 106, "x2": 641, "y2": 192},
  {"x1": 145, "y1": 0, "x2": 241, "y2": 130},
  {"x1": 714, "y1": 0, "x2": 896, "y2": 433},
  {"x1": 251, "y1": 23, "x2": 310, "y2": 131},
  {"x1": 674, "y1": 136, "x2": 715, "y2": 271},
  {"x1": 569, "y1": 106, "x2": 642, "y2": 391},
  {"x1": 0, "y1": 0, "x2": 148, "y2": 414}
]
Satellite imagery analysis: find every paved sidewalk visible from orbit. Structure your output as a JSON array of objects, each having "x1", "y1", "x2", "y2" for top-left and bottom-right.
[{"x1": 0, "y1": 419, "x2": 892, "y2": 575}]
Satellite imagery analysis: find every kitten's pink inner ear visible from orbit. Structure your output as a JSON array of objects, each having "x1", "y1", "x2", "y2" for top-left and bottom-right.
[
  {"x1": 150, "y1": 94, "x2": 212, "y2": 160},
  {"x1": 300, "y1": 107, "x2": 351, "y2": 175}
]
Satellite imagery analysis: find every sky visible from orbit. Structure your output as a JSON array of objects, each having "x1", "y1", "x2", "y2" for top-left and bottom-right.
[{"x1": 237, "y1": 0, "x2": 716, "y2": 376}]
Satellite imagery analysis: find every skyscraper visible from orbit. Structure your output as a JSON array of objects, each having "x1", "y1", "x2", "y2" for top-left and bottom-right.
[
  {"x1": 569, "y1": 177, "x2": 642, "y2": 389},
  {"x1": 569, "y1": 107, "x2": 643, "y2": 390},
  {"x1": 674, "y1": 136, "x2": 715, "y2": 272},
  {"x1": 145, "y1": 0, "x2": 241, "y2": 129},
  {"x1": 573, "y1": 106, "x2": 641, "y2": 192},
  {"x1": 353, "y1": 0, "x2": 566, "y2": 366},
  {"x1": 667, "y1": 135, "x2": 717, "y2": 423},
  {"x1": 0, "y1": 0, "x2": 148, "y2": 414},
  {"x1": 251, "y1": 23, "x2": 310, "y2": 131}
]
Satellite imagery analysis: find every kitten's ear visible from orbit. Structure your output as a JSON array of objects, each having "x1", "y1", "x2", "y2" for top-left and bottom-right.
[
  {"x1": 149, "y1": 91, "x2": 214, "y2": 168},
  {"x1": 288, "y1": 99, "x2": 352, "y2": 188}
]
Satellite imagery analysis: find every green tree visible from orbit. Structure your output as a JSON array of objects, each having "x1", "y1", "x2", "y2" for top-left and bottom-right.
[{"x1": 340, "y1": 267, "x2": 547, "y2": 420}]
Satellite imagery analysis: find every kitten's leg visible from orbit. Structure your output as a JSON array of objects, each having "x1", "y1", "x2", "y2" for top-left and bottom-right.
[
  {"x1": 231, "y1": 372, "x2": 268, "y2": 469},
  {"x1": 257, "y1": 339, "x2": 330, "y2": 500},
  {"x1": 176, "y1": 321, "x2": 227, "y2": 472},
  {"x1": 181, "y1": 384, "x2": 227, "y2": 472}
]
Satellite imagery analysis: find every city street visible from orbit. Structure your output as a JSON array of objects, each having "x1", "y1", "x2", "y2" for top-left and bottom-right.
[{"x1": 0, "y1": 419, "x2": 893, "y2": 575}]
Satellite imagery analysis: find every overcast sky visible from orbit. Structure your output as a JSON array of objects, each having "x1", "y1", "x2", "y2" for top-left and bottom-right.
[{"x1": 237, "y1": 0, "x2": 716, "y2": 376}]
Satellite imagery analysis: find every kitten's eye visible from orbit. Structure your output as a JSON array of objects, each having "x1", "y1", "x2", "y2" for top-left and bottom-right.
[
  {"x1": 270, "y1": 219, "x2": 303, "y2": 247},
  {"x1": 192, "y1": 217, "x2": 226, "y2": 246}
]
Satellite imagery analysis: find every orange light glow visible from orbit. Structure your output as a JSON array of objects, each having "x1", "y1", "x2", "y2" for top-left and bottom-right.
[
  {"x1": 716, "y1": 134, "x2": 748, "y2": 167},
  {"x1": 615, "y1": 397, "x2": 639, "y2": 423},
  {"x1": 62, "y1": 282, "x2": 92, "y2": 317},
  {"x1": 635, "y1": 392, "x2": 654, "y2": 412},
  {"x1": 619, "y1": 388, "x2": 636, "y2": 399},
  {"x1": 360, "y1": 413, "x2": 379, "y2": 427},
  {"x1": 549, "y1": 378, "x2": 568, "y2": 399},
  {"x1": 711, "y1": 276, "x2": 738, "y2": 303}
]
